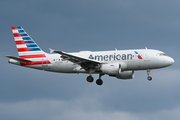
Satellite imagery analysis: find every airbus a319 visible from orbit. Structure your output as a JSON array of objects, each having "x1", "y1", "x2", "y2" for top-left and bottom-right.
[{"x1": 6, "y1": 26, "x2": 174, "y2": 85}]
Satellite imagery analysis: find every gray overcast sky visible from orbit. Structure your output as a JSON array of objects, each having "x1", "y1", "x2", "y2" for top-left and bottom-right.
[{"x1": 0, "y1": 0, "x2": 180, "y2": 120}]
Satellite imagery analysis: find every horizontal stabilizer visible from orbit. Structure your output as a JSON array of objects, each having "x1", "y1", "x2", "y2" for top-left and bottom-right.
[{"x1": 6, "y1": 55, "x2": 31, "y2": 62}]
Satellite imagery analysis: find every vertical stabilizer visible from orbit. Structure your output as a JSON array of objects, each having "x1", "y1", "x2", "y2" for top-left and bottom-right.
[
  {"x1": 11, "y1": 26, "x2": 51, "y2": 66},
  {"x1": 12, "y1": 26, "x2": 46, "y2": 58}
]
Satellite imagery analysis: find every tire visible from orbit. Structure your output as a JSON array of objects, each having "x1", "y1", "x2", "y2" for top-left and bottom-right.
[
  {"x1": 96, "y1": 79, "x2": 103, "y2": 85},
  {"x1": 147, "y1": 76, "x2": 152, "y2": 81},
  {"x1": 87, "y1": 76, "x2": 94, "y2": 82}
]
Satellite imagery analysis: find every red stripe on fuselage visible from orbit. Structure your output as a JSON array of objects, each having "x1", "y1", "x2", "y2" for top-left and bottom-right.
[
  {"x1": 12, "y1": 27, "x2": 17, "y2": 30},
  {"x1": 17, "y1": 48, "x2": 29, "y2": 52},
  {"x1": 20, "y1": 60, "x2": 51, "y2": 66},
  {"x1": 13, "y1": 33, "x2": 21, "y2": 37},
  {"x1": 19, "y1": 54, "x2": 46, "y2": 59},
  {"x1": 15, "y1": 40, "x2": 25, "y2": 44}
]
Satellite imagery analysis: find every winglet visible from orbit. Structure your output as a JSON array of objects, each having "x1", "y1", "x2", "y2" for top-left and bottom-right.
[
  {"x1": 49, "y1": 48, "x2": 54, "y2": 53},
  {"x1": 50, "y1": 48, "x2": 63, "y2": 54}
]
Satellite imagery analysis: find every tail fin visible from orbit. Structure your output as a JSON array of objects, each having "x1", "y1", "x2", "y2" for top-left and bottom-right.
[{"x1": 12, "y1": 26, "x2": 46, "y2": 58}]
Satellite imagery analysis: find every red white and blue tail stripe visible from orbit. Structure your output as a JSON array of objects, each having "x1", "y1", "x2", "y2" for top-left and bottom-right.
[
  {"x1": 11, "y1": 26, "x2": 51, "y2": 66},
  {"x1": 12, "y1": 26, "x2": 44, "y2": 56}
]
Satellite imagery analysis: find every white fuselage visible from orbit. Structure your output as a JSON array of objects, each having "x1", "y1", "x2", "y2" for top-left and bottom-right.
[
  {"x1": 8, "y1": 26, "x2": 175, "y2": 85},
  {"x1": 9, "y1": 49, "x2": 174, "y2": 74}
]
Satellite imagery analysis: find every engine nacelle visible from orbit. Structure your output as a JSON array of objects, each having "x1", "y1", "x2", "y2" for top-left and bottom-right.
[
  {"x1": 100, "y1": 63, "x2": 121, "y2": 75},
  {"x1": 116, "y1": 70, "x2": 134, "y2": 79}
]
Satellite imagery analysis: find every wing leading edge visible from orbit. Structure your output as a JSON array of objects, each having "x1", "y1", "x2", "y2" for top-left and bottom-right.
[{"x1": 49, "y1": 48, "x2": 102, "y2": 70}]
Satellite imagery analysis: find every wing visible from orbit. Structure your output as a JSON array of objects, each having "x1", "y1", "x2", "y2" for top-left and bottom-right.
[{"x1": 49, "y1": 48, "x2": 101, "y2": 70}]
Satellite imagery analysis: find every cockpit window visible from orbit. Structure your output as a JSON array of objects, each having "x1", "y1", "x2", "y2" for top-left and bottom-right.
[{"x1": 157, "y1": 53, "x2": 167, "y2": 56}]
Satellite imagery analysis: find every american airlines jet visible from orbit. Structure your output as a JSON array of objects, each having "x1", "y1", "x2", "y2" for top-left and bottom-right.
[{"x1": 6, "y1": 26, "x2": 174, "y2": 85}]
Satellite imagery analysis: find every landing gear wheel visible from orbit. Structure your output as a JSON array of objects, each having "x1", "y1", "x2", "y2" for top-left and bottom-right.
[
  {"x1": 147, "y1": 69, "x2": 152, "y2": 81},
  {"x1": 147, "y1": 76, "x2": 152, "y2": 81},
  {"x1": 86, "y1": 76, "x2": 94, "y2": 83},
  {"x1": 96, "y1": 79, "x2": 103, "y2": 85}
]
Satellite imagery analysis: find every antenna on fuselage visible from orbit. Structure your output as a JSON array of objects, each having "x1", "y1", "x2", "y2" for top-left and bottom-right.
[{"x1": 145, "y1": 47, "x2": 148, "y2": 50}]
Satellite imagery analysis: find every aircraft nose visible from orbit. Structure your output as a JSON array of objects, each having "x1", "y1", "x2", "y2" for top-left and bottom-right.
[{"x1": 165, "y1": 57, "x2": 174, "y2": 66}]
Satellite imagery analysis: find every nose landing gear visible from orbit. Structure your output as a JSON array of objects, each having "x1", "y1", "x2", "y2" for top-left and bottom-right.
[
  {"x1": 148, "y1": 76, "x2": 152, "y2": 81},
  {"x1": 147, "y1": 69, "x2": 152, "y2": 81}
]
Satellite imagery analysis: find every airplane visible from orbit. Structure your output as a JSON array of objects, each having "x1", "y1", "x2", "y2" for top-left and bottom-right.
[{"x1": 6, "y1": 26, "x2": 174, "y2": 85}]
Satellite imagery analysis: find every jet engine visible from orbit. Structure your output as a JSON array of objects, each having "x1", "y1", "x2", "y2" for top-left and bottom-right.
[
  {"x1": 116, "y1": 70, "x2": 134, "y2": 79},
  {"x1": 100, "y1": 63, "x2": 121, "y2": 75}
]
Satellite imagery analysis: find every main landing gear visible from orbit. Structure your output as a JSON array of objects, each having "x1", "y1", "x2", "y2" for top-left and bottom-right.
[
  {"x1": 86, "y1": 74, "x2": 104, "y2": 85},
  {"x1": 86, "y1": 75, "x2": 94, "y2": 82},
  {"x1": 147, "y1": 69, "x2": 152, "y2": 81}
]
